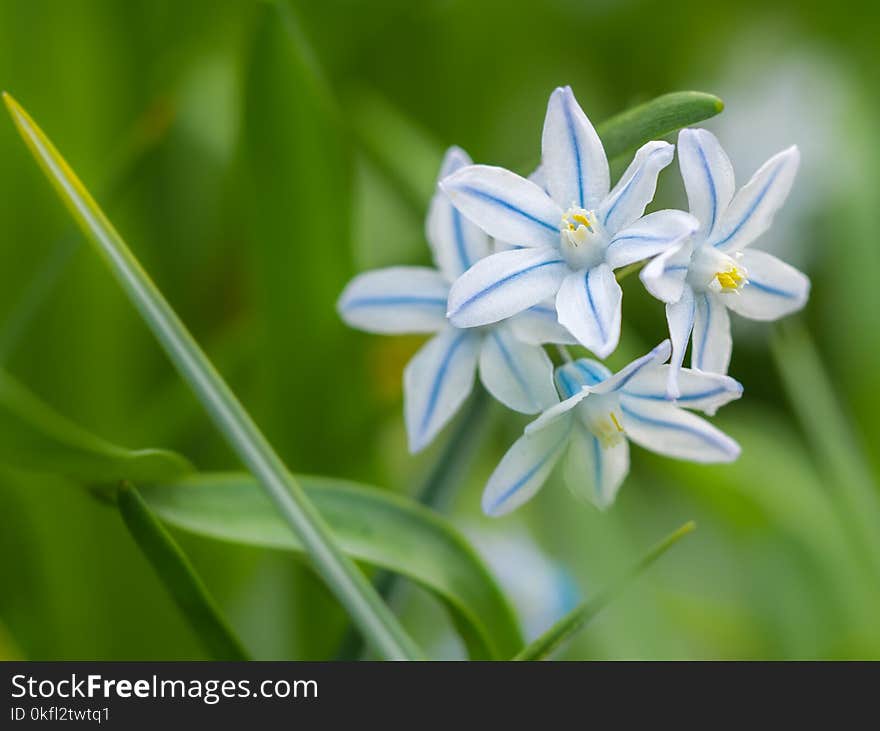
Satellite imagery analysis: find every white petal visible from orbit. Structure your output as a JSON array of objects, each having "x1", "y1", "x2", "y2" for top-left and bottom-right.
[
  {"x1": 528, "y1": 164, "x2": 548, "y2": 192},
  {"x1": 725, "y1": 249, "x2": 810, "y2": 321},
  {"x1": 507, "y1": 301, "x2": 578, "y2": 346},
  {"x1": 563, "y1": 423, "x2": 630, "y2": 510},
  {"x1": 447, "y1": 246, "x2": 568, "y2": 328},
  {"x1": 482, "y1": 416, "x2": 572, "y2": 516},
  {"x1": 677, "y1": 128, "x2": 736, "y2": 237},
  {"x1": 525, "y1": 389, "x2": 591, "y2": 435},
  {"x1": 554, "y1": 358, "x2": 611, "y2": 398},
  {"x1": 591, "y1": 340, "x2": 671, "y2": 395},
  {"x1": 620, "y1": 396, "x2": 740, "y2": 462},
  {"x1": 404, "y1": 328, "x2": 481, "y2": 453},
  {"x1": 622, "y1": 363, "x2": 743, "y2": 416},
  {"x1": 426, "y1": 147, "x2": 492, "y2": 280},
  {"x1": 440, "y1": 165, "x2": 562, "y2": 248},
  {"x1": 599, "y1": 141, "x2": 674, "y2": 234},
  {"x1": 605, "y1": 209, "x2": 699, "y2": 269},
  {"x1": 710, "y1": 146, "x2": 800, "y2": 252},
  {"x1": 479, "y1": 325, "x2": 558, "y2": 413},
  {"x1": 691, "y1": 291, "x2": 732, "y2": 374},
  {"x1": 541, "y1": 86, "x2": 610, "y2": 210},
  {"x1": 639, "y1": 238, "x2": 694, "y2": 304},
  {"x1": 664, "y1": 286, "x2": 696, "y2": 398},
  {"x1": 556, "y1": 264, "x2": 622, "y2": 358},
  {"x1": 338, "y1": 267, "x2": 449, "y2": 334}
]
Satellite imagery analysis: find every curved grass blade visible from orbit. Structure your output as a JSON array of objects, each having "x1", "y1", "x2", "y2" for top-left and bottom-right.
[
  {"x1": 515, "y1": 521, "x2": 695, "y2": 660},
  {"x1": 0, "y1": 369, "x2": 190, "y2": 484},
  {"x1": 3, "y1": 92, "x2": 423, "y2": 661},
  {"x1": 596, "y1": 91, "x2": 724, "y2": 161},
  {"x1": 139, "y1": 472, "x2": 523, "y2": 660},
  {"x1": 117, "y1": 484, "x2": 250, "y2": 660}
]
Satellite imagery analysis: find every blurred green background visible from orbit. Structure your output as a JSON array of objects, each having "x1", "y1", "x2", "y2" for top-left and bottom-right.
[{"x1": 1, "y1": 0, "x2": 879, "y2": 660}]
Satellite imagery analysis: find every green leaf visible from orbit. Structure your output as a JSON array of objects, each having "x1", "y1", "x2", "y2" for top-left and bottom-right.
[
  {"x1": 117, "y1": 484, "x2": 250, "y2": 660},
  {"x1": 3, "y1": 91, "x2": 423, "y2": 661},
  {"x1": 596, "y1": 91, "x2": 724, "y2": 161},
  {"x1": 0, "y1": 369, "x2": 190, "y2": 484},
  {"x1": 515, "y1": 521, "x2": 695, "y2": 660},
  {"x1": 139, "y1": 472, "x2": 523, "y2": 660}
]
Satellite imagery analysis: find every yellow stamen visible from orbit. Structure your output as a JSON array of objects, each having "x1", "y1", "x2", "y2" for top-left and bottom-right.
[
  {"x1": 715, "y1": 267, "x2": 745, "y2": 292},
  {"x1": 610, "y1": 412, "x2": 624, "y2": 432}
]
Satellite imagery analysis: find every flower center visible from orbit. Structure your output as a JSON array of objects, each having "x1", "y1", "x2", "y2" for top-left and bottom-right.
[
  {"x1": 578, "y1": 393, "x2": 626, "y2": 447},
  {"x1": 688, "y1": 245, "x2": 748, "y2": 295},
  {"x1": 559, "y1": 206, "x2": 608, "y2": 270}
]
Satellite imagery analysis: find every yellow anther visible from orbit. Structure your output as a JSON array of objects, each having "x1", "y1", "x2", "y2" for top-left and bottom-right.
[
  {"x1": 610, "y1": 412, "x2": 624, "y2": 432},
  {"x1": 714, "y1": 267, "x2": 746, "y2": 292}
]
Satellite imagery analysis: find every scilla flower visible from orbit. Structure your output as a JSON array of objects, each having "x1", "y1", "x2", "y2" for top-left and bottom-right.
[
  {"x1": 641, "y1": 129, "x2": 810, "y2": 396},
  {"x1": 441, "y1": 86, "x2": 698, "y2": 358},
  {"x1": 482, "y1": 341, "x2": 743, "y2": 516},
  {"x1": 338, "y1": 148, "x2": 571, "y2": 453}
]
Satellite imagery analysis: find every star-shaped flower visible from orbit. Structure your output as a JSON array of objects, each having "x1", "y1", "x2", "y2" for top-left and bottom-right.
[
  {"x1": 481, "y1": 341, "x2": 743, "y2": 516},
  {"x1": 641, "y1": 128, "x2": 810, "y2": 396},
  {"x1": 338, "y1": 147, "x2": 572, "y2": 452},
  {"x1": 441, "y1": 86, "x2": 698, "y2": 358}
]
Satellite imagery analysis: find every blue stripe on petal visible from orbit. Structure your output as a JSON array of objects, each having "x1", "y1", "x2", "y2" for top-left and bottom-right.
[
  {"x1": 451, "y1": 208, "x2": 471, "y2": 272},
  {"x1": 575, "y1": 360, "x2": 607, "y2": 386},
  {"x1": 452, "y1": 258, "x2": 565, "y2": 316},
  {"x1": 456, "y1": 185, "x2": 559, "y2": 234},
  {"x1": 584, "y1": 268, "x2": 606, "y2": 343},
  {"x1": 625, "y1": 386, "x2": 726, "y2": 403},
  {"x1": 344, "y1": 295, "x2": 448, "y2": 310},
  {"x1": 713, "y1": 166, "x2": 782, "y2": 249},
  {"x1": 591, "y1": 435, "x2": 602, "y2": 499},
  {"x1": 746, "y1": 279, "x2": 797, "y2": 299},
  {"x1": 562, "y1": 96, "x2": 585, "y2": 208},
  {"x1": 697, "y1": 140, "x2": 717, "y2": 232},
  {"x1": 487, "y1": 433, "x2": 569, "y2": 514},
  {"x1": 556, "y1": 369, "x2": 580, "y2": 398},
  {"x1": 490, "y1": 330, "x2": 536, "y2": 408},
  {"x1": 696, "y1": 293, "x2": 711, "y2": 369},
  {"x1": 620, "y1": 403, "x2": 731, "y2": 452},
  {"x1": 420, "y1": 332, "x2": 469, "y2": 436}
]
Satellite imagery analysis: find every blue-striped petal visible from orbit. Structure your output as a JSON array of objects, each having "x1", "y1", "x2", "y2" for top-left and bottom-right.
[
  {"x1": 404, "y1": 328, "x2": 481, "y2": 453},
  {"x1": 726, "y1": 249, "x2": 810, "y2": 320},
  {"x1": 426, "y1": 147, "x2": 492, "y2": 280},
  {"x1": 591, "y1": 340, "x2": 671, "y2": 395},
  {"x1": 554, "y1": 358, "x2": 611, "y2": 398},
  {"x1": 479, "y1": 325, "x2": 558, "y2": 414},
  {"x1": 599, "y1": 140, "x2": 674, "y2": 234},
  {"x1": 507, "y1": 301, "x2": 578, "y2": 346},
  {"x1": 677, "y1": 128, "x2": 736, "y2": 238},
  {"x1": 563, "y1": 423, "x2": 629, "y2": 510},
  {"x1": 710, "y1": 146, "x2": 800, "y2": 252},
  {"x1": 447, "y1": 246, "x2": 568, "y2": 328},
  {"x1": 542, "y1": 86, "x2": 610, "y2": 210},
  {"x1": 482, "y1": 416, "x2": 572, "y2": 516},
  {"x1": 663, "y1": 286, "x2": 696, "y2": 398},
  {"x1": 691, "y1": 292, "x2": 731, "y2": 374},
  {"x1": 441, "y1": 164, "x2": 562, "y2": 249},
  {"x1": 338, "y1": 267, "x2": 449, "y2": 334},
  {"x1": 556, "y1": 264, "x2": 622, "y2": 358},
  {"x1": 639, "y1": 238, "x2": 694, "y2": 304},
  {"x1": 605, "y1": 209, "x2": 698, "y2": 270},
  {"x1": 621, "y1": 363, "x2": 743, "y2": 416},
  {"x1": 619, "y1": 396, "x2": 740, "y2": 463}
]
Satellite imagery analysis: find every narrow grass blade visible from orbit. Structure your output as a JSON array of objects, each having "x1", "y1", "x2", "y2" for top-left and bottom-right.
[
  {"x1": 117, "y1": 484, "x2": 250, "y2": 660},
  {"x1": 771, "y1": 322, "x2": 880, "y2": 577},
  {"x1": 3, "y1": 92, "x2": 424, "y2": 661},
  {"x1": 596, "y1": 91, "x2": 724, "y2": 161},
  {"x1": 515, "y1": 521, "x2": 695, "y2": 660}
]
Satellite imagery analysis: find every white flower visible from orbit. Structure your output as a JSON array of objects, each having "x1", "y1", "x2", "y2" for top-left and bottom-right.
[
  {"x1": 338, "y1": 147, "x2": 571, "y2": 453},
  {"x1": 440, "y1": 86, "x2": 698, "y2": 358},
  {"x1": 481, "y1": 341, "x2": 743, "y2": 516},
  {"x1": 641, "y1": 128, "x2": 810, "y2": 396}
]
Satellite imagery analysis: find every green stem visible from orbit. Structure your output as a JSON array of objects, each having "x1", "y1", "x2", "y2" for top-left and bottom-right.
[
  {"x1": 117, "y1": 484, "x2": 250, "y2": 660},
  {"x1": 515, "y1": 521, "x2": 695, "y2": 660},
  {"x1": 4, "y1": 92, "x2": 424, "y2": 661}
]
